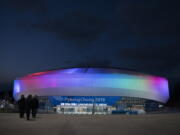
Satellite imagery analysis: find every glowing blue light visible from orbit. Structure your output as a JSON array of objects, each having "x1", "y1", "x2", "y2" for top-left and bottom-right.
[{"x1": 14, "y1": 82, "x2": 20, "y2": 93}]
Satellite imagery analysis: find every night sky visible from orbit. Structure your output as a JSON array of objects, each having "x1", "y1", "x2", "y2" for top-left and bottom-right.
[{"x1": 0, "y1": 0, "x2": 179, "y2": 103}]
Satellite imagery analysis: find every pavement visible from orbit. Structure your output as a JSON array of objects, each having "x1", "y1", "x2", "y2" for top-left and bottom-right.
[{"x1": 0, "y1": 113, "x2": 180, "y2": 135}]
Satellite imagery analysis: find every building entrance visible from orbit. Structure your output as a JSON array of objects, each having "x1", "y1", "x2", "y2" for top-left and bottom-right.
[{"x1": 56, "y1": 103, "x2": 112, "y2": 114}]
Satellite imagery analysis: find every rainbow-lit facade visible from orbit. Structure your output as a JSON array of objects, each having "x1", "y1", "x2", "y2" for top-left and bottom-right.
[{"x1": 13, "y1": 68, "x2": 169, "y2": 103}]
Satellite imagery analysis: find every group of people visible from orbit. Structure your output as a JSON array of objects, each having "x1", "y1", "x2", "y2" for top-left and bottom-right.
[{"x1": 18, "y1": 95, "x2": 39, "y2": 120}]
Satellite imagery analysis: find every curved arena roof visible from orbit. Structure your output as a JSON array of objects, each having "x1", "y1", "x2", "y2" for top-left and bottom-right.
[{"x1": 13, "y1": 68, "x2": 169, "y2": 103}]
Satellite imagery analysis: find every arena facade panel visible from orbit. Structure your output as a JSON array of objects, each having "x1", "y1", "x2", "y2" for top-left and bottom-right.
[
  {"x1": 13, "y1": 68, "x2": 169, "y2": 114},
  {"x1": 13, "y1": 68, "x2": 169, "y2": 103}
]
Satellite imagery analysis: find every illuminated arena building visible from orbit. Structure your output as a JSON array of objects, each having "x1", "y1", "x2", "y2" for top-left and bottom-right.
[{"x1": 13, "y1": 68, "x2": 169, "y2": 114}]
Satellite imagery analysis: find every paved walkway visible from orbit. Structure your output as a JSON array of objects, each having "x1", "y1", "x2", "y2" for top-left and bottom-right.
[{"x1": 0, "y1": 113, "x2": 180, "y2": 135}]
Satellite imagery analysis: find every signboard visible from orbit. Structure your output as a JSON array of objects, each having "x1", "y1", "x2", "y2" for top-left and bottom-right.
[{"x1": 48, "y1": 96, "x2": 121, "y2": 106}]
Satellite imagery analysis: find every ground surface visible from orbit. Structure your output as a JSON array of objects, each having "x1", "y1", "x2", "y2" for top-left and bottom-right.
[{"x1": 0, "y1": 113, "x2": 180, "y2": 135}]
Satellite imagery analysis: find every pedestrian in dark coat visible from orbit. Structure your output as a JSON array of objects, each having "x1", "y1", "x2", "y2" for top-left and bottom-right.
[
  {"x1": 18, "y1": 95, "x2": 26, "y2": 118},
  {"x1": 32, "y1": 95, "x2": 39, "y2": 118},
  {"x1": 26, "y1": 95, "x2": 32, "y2": 120}
]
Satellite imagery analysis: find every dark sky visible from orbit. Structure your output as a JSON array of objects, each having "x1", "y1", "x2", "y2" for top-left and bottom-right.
[{"x1": 0, "y1": 0, "x2": 180, "y2": 92}]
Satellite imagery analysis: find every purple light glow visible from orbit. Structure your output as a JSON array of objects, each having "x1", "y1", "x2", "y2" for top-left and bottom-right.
[{"x1": 13, "y1": 68, "x2": 169, "y2": 103}]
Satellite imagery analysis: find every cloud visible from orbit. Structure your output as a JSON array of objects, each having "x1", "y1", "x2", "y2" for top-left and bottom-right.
[
  {"x1": 119, "y1": 44, "x2": 178, "y2": 60},
  {"x1": 108, "y1": 0, "x2": 180, "y2": 40},
  {"x1": 30, "y1": 10, "x2": 108, "y2": 43},
  {"x1": 1, "y1": 0, "x2": 48, "y2": 14},
  {"x1": 117, "y1": 43, "x2": 180, "y2": 77},
  {"x1": 74, "y1": 59, "x2": 111, "y2": 67},
  {"x1": 14, "y1": 0, "x2": 180, "y2": 44}
]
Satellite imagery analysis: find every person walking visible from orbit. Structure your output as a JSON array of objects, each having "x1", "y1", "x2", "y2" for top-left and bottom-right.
[
  {"x1": 32, "y1": 95, "x2": 39, "y2": 118},
  {"x1": 18, "y1": 95, "x2": 26, "y2": 118},
  {"x1": 25, "y1": 95, "x2": 32, "y2": 120}
]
